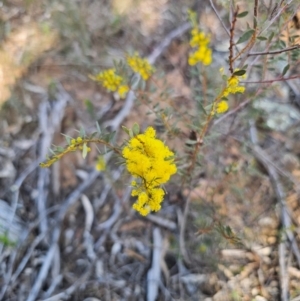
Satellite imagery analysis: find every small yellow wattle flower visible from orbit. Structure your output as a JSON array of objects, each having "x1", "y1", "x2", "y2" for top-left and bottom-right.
[
  {"x1": 122, "y1": 126, "x2": 177, "y2": 216},
  {"x1": 221, "y1": 68, "x2": 246, "y2": 97},
  {"x1": 216, "y1": 100, "x2": 229, "y2": 114},
  {"x1": 126, "y1": 53, "x2": 154, "y2": 81},
  {"x1": 188, "y1": 18, "x2": 212, "y2": 67},
  {"x1": 91, "y1": 68, "x2": 129, "y2": 98}
]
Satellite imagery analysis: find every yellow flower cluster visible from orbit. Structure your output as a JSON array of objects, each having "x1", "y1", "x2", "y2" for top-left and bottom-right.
[
  {"x1": 188, "y1": 27, "x2": 212, "y2": 66},
  {"x1": 95, "y1": 155, "x2": 106, "y2": 171},
  {"x1": 127, "y1": 53, "x2": 154, "y2": 80},
  {"x1": 223, "y1": 74, "x2": 246, "y2": 97},
  {"x1": 122, "y1": 127, "x2": 177, "y2": 216},
  {"x1": 216, "y1": 100, "x2": 229, "y2": 114},
  {"x1": 92, "y1": 69, "x2": 129, "y2": 98}
]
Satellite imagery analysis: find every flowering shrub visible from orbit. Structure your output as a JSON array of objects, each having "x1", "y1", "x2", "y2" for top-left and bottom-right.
[
  {"x1": 216, "y1": 100, "x2": 229, "y2": 114},
  {"x1": 188, "y1": 28, "x2": 212, "y2": 66},
  {"x1": 188, "y1": 10, "x2": 212, "y2": 66},
  {"x1": 127, "y1": 53, "x2": 154, "y2": 80},
  {"x1": 40, "y1": 6, "x2": 299, "y2": 226},
  {"x1": 122, "y1": 126, "x2": 177, "y2": 216},
  {"x1": 91, "y1": 69, "x2": 129, "y2": 98},
  {"x1": 222, "y1": 69, "x2": 246, "y2": 97}
]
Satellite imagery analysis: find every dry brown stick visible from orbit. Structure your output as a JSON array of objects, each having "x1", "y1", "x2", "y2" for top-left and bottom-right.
[
  {"x1": 208, "y1": 0, "x2": 230, "y2": 37},
  {"x1": 279, "y1": 241, "x2": 289, "y2": 301},
  {"x1": 249, "y1": 122, "x2": 300, "y2": 268},
  {"x1": 25, "y1": 169, "x2": 100, "y2": 301},
  {"x1": 147, "y1": 227, "x2": 163, "y2": 301},
  {"x1": 177, "y1": 194, "x2": 192, "y2": 265},
  {"x1": 229, "y1": 6, "x2": 239, "y2": 73},
  {"x1": 253, "y1": 0, "x2": 258, "y2": 29},
  {"x1": 146, "y1": 214, "x2": 177, "y2": 231},
  {"x1": 37, "y1": 83, "x2": 70, "y2": 236}
]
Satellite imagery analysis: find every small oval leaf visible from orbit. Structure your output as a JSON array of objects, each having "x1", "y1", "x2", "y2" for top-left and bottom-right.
[
  {"x1": 282, "y1": 64, "x2": 290, "y2": 76},
  {"x1": 82, "y1": 143, "x2": 88, "y2": 159},
  {"x1": 236, "y1": 30, "x2": 255, "y2": 44},
  {"x1": 132, "y1": 123, "x2": 140, "y2": 136},
  {"x1": 237, "y1": 11, "x2": 248, "y2": 18},
  {"x1": 233, "y1": 69, "x2": 246, "y2": 76}
]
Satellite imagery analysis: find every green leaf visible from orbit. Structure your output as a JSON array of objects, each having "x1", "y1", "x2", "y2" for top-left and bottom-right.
[
  {"x1": 257, "y1": 36, "x2": 267, "y2": 41},
  {"x1": 185, "y1": 139, "x2": 198, "y2": 145},
  {"x1": 96, "y1": 122, "x2": 102, "y2": 135},
  {"x1": 279, "y1": 40, "x2": 286, "y2": 48},
  {"x1": 90, "y1": 132, "x2": 98, "y2": 139},
  {"x1": 253, "y1": 17, "x2": 257, "y2": 29},
  {"x1": 222, "y1": 74, "x2": 228, "y2": 81},
  {"x1": 197, "y1": 102, "x2": 207, "y2": 116},
  {"x1": 129, "y1": 129, "x2": 134, "y2": 138},
  {"x1": 79, "y1": 126, "x2": 86, "y2": 138},
  {"x1": 82, "y1": 143, "x2": 88, "y2": 159},
  {"x1": 49, "y1": 148, "x2": 56, "y2": 155},
  {"x1": 61, "y1": 133, "x2": 71, "y2": 145},
  {"x1": 237, "y1": 11, "x2": 248, "y2": 18},
  {"x1": 0, "y1": 234, "x2": 16, "y2": 247},
  {"x1": 132, "y1": 123, "x2": 140, "y2": 136},
  {"x1": 268, "y1": 32, "x2": 274, "y2": 43},
  {"x1": 233, "y1": 69, "x2": 246, "y2": 76},
  {"x1": 236, "y1": 30, "x2": 255, "y2": 44},
  {"x1": 84, "y1": 99, "x2": 95, "y2": 119},
  {"x1": 121, "y1": 125, "x2": 130, "y2": 135},
  {"x1": 109, "y1": 131, "x2": 116, "y2": 142},
  {"x1": 56, "y1": 146, "x2": 64, "y2": 153},
  {"x1": 282, "y1": 64, "x2": 290, "y2": 76}
]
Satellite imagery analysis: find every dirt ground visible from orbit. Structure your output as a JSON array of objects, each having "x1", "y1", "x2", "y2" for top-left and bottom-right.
[{"x1": 1, "y1": 1, "x2": 300, "y2": 300}]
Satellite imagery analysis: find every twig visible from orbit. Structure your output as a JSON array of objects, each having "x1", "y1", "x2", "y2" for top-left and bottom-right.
[
  {"x1": 208, "y1": 0, "x2": 230, "y2": 37},
  {"x1": 96, "y1": 185, "x2": 131, "y2": 232},
  {"x1": 10, "y1": 233, "x2": 46, "y2": 285},
  {"x1": 25, "y1": 169, "x2": 100, "y2": 301},
  {"x1": 177, "y1": 195, "x2": 192, "y2": 265},
  {"x1": 249, "y1": 122, "x2": 300, "y2": 268},
  {"x1": 146, "y1": 214, "x2": 177, "y2": 231},
  {"x1": 147, "y1": 22, "x2": 191, "y2": 65},
  {"x1": 81, "y1": 194, "x2": 97, "y2": 261},
  {"x1": 229, "y1": 6, "x2": 239, "y2": 73},
  {"x1": 25, "y1": 243, "x2": 57, "y2": 301},
  {"x1": 147, "y1": 227, "x2": 163, "y2": 301},
  {"x1": 243, "y1": 74, "x2": 300, "y2": 83},
  {"x1": 42, "y1": 275, "x2": 63, "y2": 299},
  {"x1": 248, "y1": 44, "x2": 300, "y2": 56},
  {"x1": 253, "y1": 0, "x2": 258, "y2": 29},
  {"x1": 41, "y1": 262, "x2": 94, "y2": 301},
  {"x1": 279, "y1": 242, "x2": 289, "y2": 301},
  {"x1": 104, "y1": 90, "x2": 136, "y2": 131},
  {"x1": 81, "y1": 194, "x2": 94, "y2": 232},
  {"x1": 37, "y1": 83, "x2": 70, "y2": 236}
]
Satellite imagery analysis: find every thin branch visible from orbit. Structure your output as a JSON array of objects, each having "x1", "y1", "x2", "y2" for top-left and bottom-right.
[
  {"x1": 229, "y1": 6, "x2": 239, "y2": 73},
  {"x1": 244, "y1": 74, "x2": 300, "y2": 83},
  {"x1": 253, "y1": 0, "x2": 258, "y2": 29},
  {"x1": 249, "y1": 122, "x2": 300, "y2": 268},
  {"x1": 147, "y1": 227, "x2": 163, "y2": 301},
  {"x1": 248, "y1": 44, "x2": 300, "y2": 56},
  {"x1": 208, "y1": 0, "x2": 230, "y2": 37}
]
